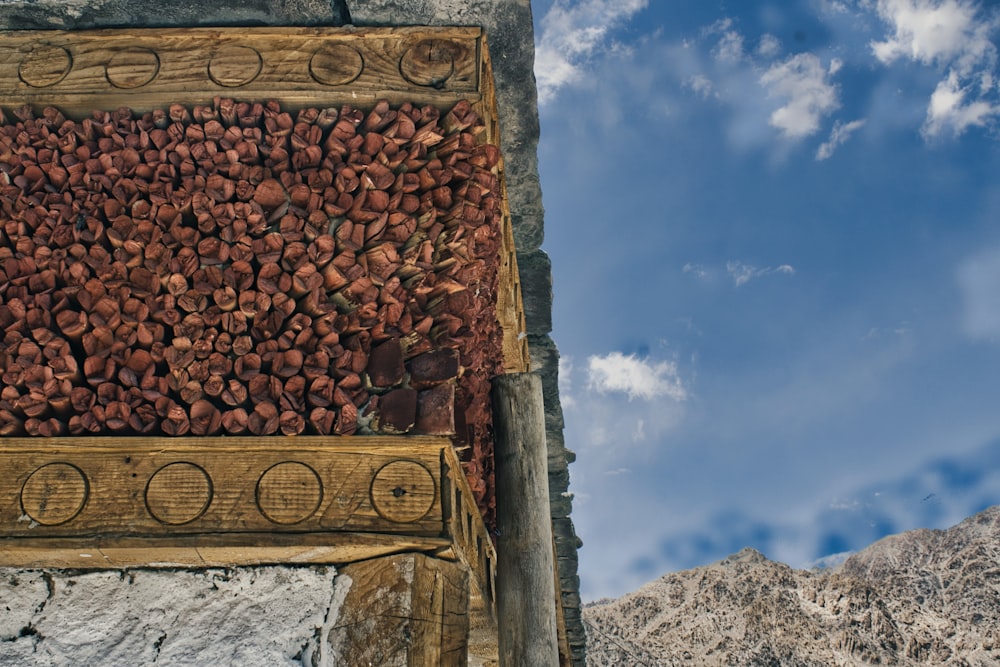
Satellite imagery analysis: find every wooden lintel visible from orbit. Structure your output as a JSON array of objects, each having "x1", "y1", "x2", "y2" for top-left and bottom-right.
[
  {"x1": 0, "y1": 437, "x2": 450, "y2": 550},
  {"x1": 0, "y1": 532, "x2": 452, "y2": 569},
  {"x1": 0, "y1": 27, "x2": 482, "y2": 116}
]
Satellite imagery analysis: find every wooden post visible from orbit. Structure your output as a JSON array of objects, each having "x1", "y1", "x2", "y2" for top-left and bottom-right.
[
  {"x1": 492, "y1": 373, "x2": 559, "y2": 666},
  {"x1": 326, "y1": 553, "x2": 469, "y2": 666}
]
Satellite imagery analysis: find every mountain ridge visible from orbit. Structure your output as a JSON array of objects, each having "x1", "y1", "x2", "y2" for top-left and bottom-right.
[{"x1": 585, "y1": 506, "x2": 1000, "y2": 666}]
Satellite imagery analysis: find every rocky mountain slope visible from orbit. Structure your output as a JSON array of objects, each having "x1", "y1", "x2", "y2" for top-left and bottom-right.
[{"x1": 584, "y1": 506, "x2": 1000, "y2": 666}]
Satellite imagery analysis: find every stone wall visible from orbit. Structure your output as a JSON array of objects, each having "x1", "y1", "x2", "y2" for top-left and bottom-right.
[
  {"x1": 0, "y1": 567, "x2": 343, "y2": 665},
  {"x1": 0, "y1": 0, "x2": 583, "y2": 663}
]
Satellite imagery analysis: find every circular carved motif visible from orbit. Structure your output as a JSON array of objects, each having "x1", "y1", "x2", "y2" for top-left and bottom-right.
[
  {"x1": 309, "y1": 44, "x2": 364, "y2": 86},
  {"x1": 370, "y1": 461, "x2": 435, "y2": 523},
  {"x1": 145, "y1": 462, "x2": 212, "y2": 525},
  {"x1": 399, "y1": 39, "x2": 459, "y2": 88},
  {"x1": 208, "y1": 45, "x2": 263, "y2": 88},
  {"x1": 21, "y1": 463, "x2": 88, "y2": 526},
  {"x1": 106, "y1": 47, "x2": 160, "y2": 89},
  {"x1": 256, "y1": 462, "x2": 322, "y2": 525},
  {"x1": 19, "y1": 44, "x2": 72, "y2": 88}
]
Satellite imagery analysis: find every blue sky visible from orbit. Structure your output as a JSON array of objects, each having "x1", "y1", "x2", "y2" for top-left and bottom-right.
[{"x1": 532, "y1": 0, "x2": 1000, "y2": 600}]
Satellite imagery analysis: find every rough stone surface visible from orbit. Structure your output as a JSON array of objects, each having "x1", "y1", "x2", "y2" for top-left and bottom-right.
[
  {"x1": 517, "y1": 250, "x2": 553, "y2": 335},
  {"x1": 529, "y1": 335, "x2": 584, "y2": 661},
  {"x1": 585, "y1": 506, "x2": 1000, "y2": 666},
  {"x1": 0, "y1": 567, "x2": 340, "y2": 666},
  {"x1": 0, "y1": 0, "x2": 347, "y2": 29}
]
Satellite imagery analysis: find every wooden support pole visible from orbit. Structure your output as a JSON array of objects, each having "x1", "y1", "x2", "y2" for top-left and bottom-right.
[
  {"x1": 328, "y1": 553, "x2": 469, "y2": 666},
  {"x1": 492, "y1": 373, "x2": 559, "y2": 667}
]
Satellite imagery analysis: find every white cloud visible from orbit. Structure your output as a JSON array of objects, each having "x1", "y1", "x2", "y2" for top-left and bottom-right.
[
  {"x1": 534, "y1": 0, "x2": 649, "y2": 104},
  {"x1": 682, "y1": 262, "x2": 709, "y2": 278},
  {"x1": 713, "y1": 28, "x2": 746, "y2": 63},
  {"x1": 923, "y1": 69, "x2": 1000, "y2": 135},
  {"x1": 816, "y1": 118, "x2": 867, "y2": 159},
  {"x1": 559, "y1": 356, "x2": 576, "y2": 408},
  {"x1": 685, "y1": 74, "x2": 716, "y2": 98},
  {"x1": 632, "y1": 419, "x2": 646, "y2": 442},
  {"x1": 726, "y1": 261, "x2": 796, "y2": 287},
  {"x1": 867, "y1": 0, "x2": 1000, "y2": 139},
  {"x1": 957, "y1": 245, "x2": 1000, "y2": 339},
  {"x1": 757, "y1": 34, "x2": 782, "y2": 58},
  {"x1": 760, "y1": 53, "x2": 842, "y2": 139},
  {"x1": 870, "y1": 0, "x2": 996, "y2": 74},
  {"x1": 587, "y1": 352, "x2": 687, "y2": 401}
]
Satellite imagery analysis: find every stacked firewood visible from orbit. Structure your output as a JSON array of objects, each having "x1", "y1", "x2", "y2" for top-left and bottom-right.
[{"x1": 0, "y1": 98, "x2": 504, "y2": 519}]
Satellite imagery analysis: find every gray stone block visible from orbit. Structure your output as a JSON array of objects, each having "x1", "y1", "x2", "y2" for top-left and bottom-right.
[
  {"x1": 0, "y1": 567, "x2": 340, "y2": 665},
  {"x1": 0, "y1": 0, "x2": 345, "y2": 29},
  {"x1": 517, "y1": 250, "x2": 553, "y2": 335}
]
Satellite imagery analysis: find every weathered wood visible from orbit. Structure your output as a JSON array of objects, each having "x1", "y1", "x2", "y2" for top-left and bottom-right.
[
  {"x1": 329, "y1": 552, "x2": 469, "y2": 667},
  {"x1": 0, "y1": 437, "x2": 447, "y2": 540},
  {"x1": 0, "y1": 532, "x2": 452, "y2": 569},
  {"x1": 0, "y1": 27, "x2": 481, "y2": 117},
  {"x1": 475, "y1": 35, "x2": 530, "y2": 374},
  {"x1": 492, "y1": 373, "x2": 559, "y2": 667}
]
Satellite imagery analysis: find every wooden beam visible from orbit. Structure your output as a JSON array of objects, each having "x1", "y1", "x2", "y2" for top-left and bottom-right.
[
  {"x1": 0, "y1": 437, "x2": 450, "y2": 557},
  {"x1": 492, "y1": 373, "x2": 559, "y2": 666},
  {"x1": 328, "y1": 552, "x2": 469, "y2": 666},
  {"x1": 0, "y1": 532, "x2": 452, "y2": 569},
  {"x1": 475, "y1": 33, "x2": 530, "y2": 374},
  {"x1": 0, "y1": 27, "x2": 483, "y2": 116}
]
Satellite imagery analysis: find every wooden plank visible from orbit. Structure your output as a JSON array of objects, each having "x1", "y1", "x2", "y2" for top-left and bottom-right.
[
  {"x1": 330, "y1": 553, "x2": 469, "y2": 666},
  {"x1": 442, "y1": 444, "x2": 497, "y2": 615},
  {"x1": 0, "y1": 26, "x2": 482, "y2": 116},
  {"x1": 0, "y1": 532, "x2": 451, "y2": 569},
  {"x1": 475, "y1": 34, "x2": 531, "y2": 374},
  {"x1": 0, "y1": 437, "x2": 448, "y2": 539},
  {"x1": 492, "y1": 374, "x2": 560, "y2": 666}
]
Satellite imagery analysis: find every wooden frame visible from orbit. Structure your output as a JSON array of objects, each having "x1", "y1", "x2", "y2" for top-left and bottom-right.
[
  {"x1": 0, "y1": 30, "x2": 531, "y2": 654},
  {"x1": 0, "y1": 436, "x2": 496, "y2": 611}
]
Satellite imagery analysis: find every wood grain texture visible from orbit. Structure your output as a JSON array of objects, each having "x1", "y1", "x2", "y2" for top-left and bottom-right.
[
  {"x1": 492, "y1": 373, "x2": 560, "y2": 667},
  {"x1": 476, "y1": 35, "x2": 530, "y2": 374},
  {"x1": 0, "y1": 532, "x2": 451, "y2": 568},
  {"x1": 0, "y1": 437, "x2": 447, "y2": 539},
  {"x1": 0, "y1": 27, "x2": 481, "y2": 115},
  {"x1": 444, "y1": 443, "x2": 500, "y2": 666},
  {"x1": 443, "y1": 443, "x2": 497, "y2": 618},
  {"x1": 331, "y1": 552, "x2": 469, "y2": 667}
]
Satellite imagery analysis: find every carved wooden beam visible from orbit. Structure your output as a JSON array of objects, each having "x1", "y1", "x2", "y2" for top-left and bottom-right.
[{"x1": 0, "y1": 27, "x2": 482, "y2": 115}]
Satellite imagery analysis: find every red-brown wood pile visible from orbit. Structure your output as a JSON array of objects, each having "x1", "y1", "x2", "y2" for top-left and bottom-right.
[{"x1": 0, "y1": 98, "x2": 503, "y2": 521}]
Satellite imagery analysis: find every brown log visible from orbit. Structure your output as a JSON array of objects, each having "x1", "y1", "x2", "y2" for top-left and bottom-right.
[
  {"x1": 335, "y1": 401, "x2": 358, "y2": 435},
  {"x1": 189, "y1": 399, "x2": 222, "y2": 435},
  {"x1": 25, "y1": 417, "x2": 66, "y2": 437},
  {"x1": 247, "y1": 400, "x2": 279, "y2": 435},
  {"x1": 128, "y1": 403, "x2": 159, "y2": 433},
  {"x1": 279, "y1": 410, "x2": 305, "y2": 435},
  {"x1": 157, "y1": 397, "x2": 190, "y2": 436},
  {"x1": 0, "y1": 409, "x2": 25, "y2": 436},
  {"x1": 221, "y1": 407, "x2": 249, "y2": 434},
  {"x1": 220, "y1": 378, "x2": 248, "y2": 406}
]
